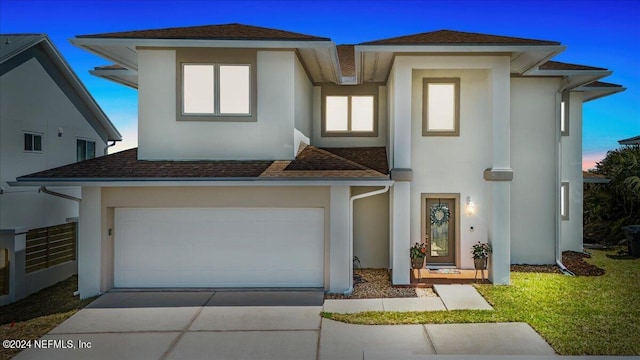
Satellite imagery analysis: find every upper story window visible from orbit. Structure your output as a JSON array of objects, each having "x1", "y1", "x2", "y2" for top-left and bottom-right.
[
  {"x1": 182, "y1": 64, "x2": 251, "y2": 116},
  {"x1": 77, "y1": 139, "x2": 96, "y2": 162},
  {"x1": 322, "y1": 84, "x2": 378, "y2": 137},
  {"x1": 24, "y1": 132, "x2": 43, "y2": 153},
  {"x1": 177, "y1": 48, "x2": 257, "y2": 122},
  {"x1": 422, "y1": 78, "x2": 460, "y2": 136}
]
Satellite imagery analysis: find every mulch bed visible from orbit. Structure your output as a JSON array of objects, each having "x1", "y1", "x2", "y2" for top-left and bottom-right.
[
  {"x1": 511, "y1": 251, "x2": 605, "y2": 277},
  {"x1": 325, "y1": 269, "x2": 436, "y2": 299}
]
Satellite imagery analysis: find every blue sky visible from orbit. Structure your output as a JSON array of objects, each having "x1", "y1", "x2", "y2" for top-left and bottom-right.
[{"x1": 1, "y1": 0, "x2": 638, "y2": 169}]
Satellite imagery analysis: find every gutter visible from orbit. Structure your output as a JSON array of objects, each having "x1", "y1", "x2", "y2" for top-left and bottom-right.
[
  {"x1": 104, "y1": 140, "x2": 117, "y2": 155},
  {"x1": 39, "y1": 186, "x2": 81, "y2": 202},
  {"x1": 345, "y1": 186, "x2": 390, "y2": 295}
]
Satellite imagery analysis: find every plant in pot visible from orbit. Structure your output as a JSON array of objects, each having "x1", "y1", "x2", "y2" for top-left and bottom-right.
[
  {"x1": 471, "y1": 241, "x2": 492, "y2": 270},
  {"x1": 410, "y1": 242, "x2": 427, "y2": 269}
]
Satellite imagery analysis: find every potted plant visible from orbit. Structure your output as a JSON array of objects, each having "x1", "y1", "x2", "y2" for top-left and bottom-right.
[
  {"x1": 471, "y1": 241, "x2": 492, "y2": 270},
  {"x1": 410, "y1": 242, "x2": 427, "y2": 269}
]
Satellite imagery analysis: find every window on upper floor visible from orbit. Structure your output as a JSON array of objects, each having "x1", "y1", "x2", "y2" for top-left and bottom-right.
[
  {"x1": 181, "y1": 64, "x2": 252, "y2": 119},
  {"x1": 561, "y1": 92, "x2": 569, "y2": 136},
  {"x1": 24, "y1": 132, "x2": 43, "y2": 153},
  {"x1": 322, "y1": 84, "x2": 378, "y2": 137},
  {"x1": 422, "y1": 78, "x2": 460, "y2": 136},
  {"x1": 77, "y1": 139, "x2": 96, "y2": 162}
]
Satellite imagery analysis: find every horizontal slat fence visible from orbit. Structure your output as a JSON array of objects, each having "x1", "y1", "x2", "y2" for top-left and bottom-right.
[{"x1": 26, "y1": 222, "x2": 76, "y2": 274}]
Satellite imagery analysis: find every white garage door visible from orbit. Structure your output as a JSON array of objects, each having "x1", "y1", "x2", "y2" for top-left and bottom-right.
[{"x1": 114, "y1": 208, "x2": 324, "y2": 288}]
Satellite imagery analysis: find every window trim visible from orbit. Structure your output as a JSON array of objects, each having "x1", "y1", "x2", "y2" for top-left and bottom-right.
[
  {"x1": 561, "y1": 182, "x2": 570, "y2": 221},
  {"x1": 422, "y1": 78, "x2": 461, "y2": 137},
  {"x1": 561, "y1": 91, "x2": 570, "y2": 136},
  {"x1": 321, "y1": 83, "x2": 379, "y2": 137},
  {"x1": 176, "y1": 48, "x2": 257, "y2": 122},
  {"x1": 24, "y1": 132, "x2": 43, "y2": 153}
]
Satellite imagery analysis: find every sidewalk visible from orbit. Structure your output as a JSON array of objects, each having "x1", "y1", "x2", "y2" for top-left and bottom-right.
[{"x1": 323, "y1": 284, "x2": 493, "y2": 313}]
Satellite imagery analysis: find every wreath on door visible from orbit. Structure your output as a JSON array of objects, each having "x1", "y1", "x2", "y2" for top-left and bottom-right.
[{"x1": 430, "y1": 203, "x2": 450, "y2": 227}]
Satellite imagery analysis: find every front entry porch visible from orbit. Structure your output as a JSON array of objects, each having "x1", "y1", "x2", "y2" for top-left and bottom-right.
[{"x1": 409, "y1": 268, "x2": 491, "y2": 286}]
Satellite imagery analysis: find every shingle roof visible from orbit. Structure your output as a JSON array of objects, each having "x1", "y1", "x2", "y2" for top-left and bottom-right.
[
  {"x1": 76, "y1": 23, "x2": 330, "y2": 41},
  {"x1": 584, "y1": 81, "x2": 623, "y2": 88},
  {"x1": 337, "y1": 45, "x2": 355, "y2": 77},
  {"x1": 360, "y1": 29, "x2": 560, "y2": 46},
  {"x1": 17, "y1": 146, "x2": 389, "y2": 181},
  {"x1": 539, "y1": 60, "x2": 606, "y2": 71},
  {"x1": 94, "y1": 64, "x2": 127, "y2": 70}
]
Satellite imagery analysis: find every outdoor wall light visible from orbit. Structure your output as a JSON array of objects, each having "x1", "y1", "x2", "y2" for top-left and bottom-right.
[
  {"x1": 58, "y1": 128, "x2": 63, "y2": 137},
  {"x1": 465, "y1": 196, "x2": 476, "y2": 216}
]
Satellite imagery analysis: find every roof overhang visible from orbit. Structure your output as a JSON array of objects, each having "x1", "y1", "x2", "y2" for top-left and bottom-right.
[
  {"x1": 527, "y1": 66, "x2": 612, "y2": 91},
  {"x1": 9, "y1": 179, "x2": 393, "y2": 187},
  {"x1": 574, "y1": 82, "x2": 626, "y2": 101},
  {"x1": 90, "y1": 67, "x2": 138, "y2": 89},
  {"x1": 352, "y1": 44, "x2": 565, "y2": 83},
  {"x1": 70, "y1": 37, "x2": 343, "y2": 84}
]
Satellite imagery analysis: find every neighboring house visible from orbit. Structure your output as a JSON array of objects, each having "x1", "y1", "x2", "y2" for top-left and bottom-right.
[
  {"x1": 0, "y1": 34, "x2": 121, "y2": 305},
  {"x1": 618, "y1": 135, "x2": 640, "y2": 146},
  {"x1": 12, "y1": 24, "x2": 625, "y2": 298}
]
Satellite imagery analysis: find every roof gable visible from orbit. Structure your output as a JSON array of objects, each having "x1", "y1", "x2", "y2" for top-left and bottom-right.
[
  {"x1": 360, "y1": 29, "x2": 560, "y2": 46},
  {"x1": 77, "y1": 23, "x2": 330, "y2": 41}
]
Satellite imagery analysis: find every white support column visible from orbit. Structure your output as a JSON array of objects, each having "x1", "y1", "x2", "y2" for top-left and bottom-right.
[
  {"x1": 329, "y1": 185, "x2": 350, "y2": 293},
  {"x1": 487, "y1": 59, "x2": 511, "y2": 285},
  {"x1": 78, "y1": 186, "x2": 101, "y2": 299},
  {"x1": 391, "y1": 182, "x2": 411, "y2": 284},
  {"x1": 389, "y1": 63, "x2": 413, "y2": 285}
]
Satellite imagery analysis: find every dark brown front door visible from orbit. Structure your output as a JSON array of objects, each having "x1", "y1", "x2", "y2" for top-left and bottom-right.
[{"x1": 425, "y1": 198, "x2": 456, "y2": 266}]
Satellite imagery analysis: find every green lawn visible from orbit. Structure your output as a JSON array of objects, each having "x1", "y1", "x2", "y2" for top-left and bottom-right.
[{"x1": 323, "y1": 249, "x2": 640, "y2": 355}]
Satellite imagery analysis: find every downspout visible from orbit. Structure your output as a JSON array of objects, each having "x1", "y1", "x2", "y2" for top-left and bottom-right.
[
  {"x1": 104, "y1": 140, "x2": 117, "y2": 155},
  {"x1": 345, "y1": 185, "x2": 390, "y2": 295},
  {"x1": 555, "y1": 81, "x2": 575, "y2": 276},
  {"x1": 39, "y1": 186, "x2": 81, "y2": 202}
]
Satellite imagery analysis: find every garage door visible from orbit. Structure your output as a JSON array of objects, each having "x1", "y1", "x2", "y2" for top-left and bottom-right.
[{"x1": 114, "y1": 208, "x2": 324, "y2": 288}]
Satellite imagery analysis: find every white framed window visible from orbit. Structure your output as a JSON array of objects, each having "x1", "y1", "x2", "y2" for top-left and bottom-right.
[
  {"x1": 24, "y1": 132, "x2": 43, "y2": 153},
  {"x1": 561, "y1": 182, "x2": 570, "y2": 220},
  {"x1": 323, "y1": 95, "x2": 376, "y2": 136},
  {"x1": 181, "y1": 63, "x2": 251, "y2": 117},
  {"x1": 423, "y1": 78, "x2": 460, "y2": 136},
  {"x1": 77, "y1": 139, "x2": 96, "y2": 162},
  {"x1": 560, "y1": 92, "x2": 570, "y2": 136}
]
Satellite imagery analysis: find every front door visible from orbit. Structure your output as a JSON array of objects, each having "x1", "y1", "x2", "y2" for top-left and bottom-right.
[{"x1": 424, "y1": 198, "x2": 456, "y2": 266}]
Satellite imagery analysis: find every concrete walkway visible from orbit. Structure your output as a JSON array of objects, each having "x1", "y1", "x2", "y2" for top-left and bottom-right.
[
  {"x1": 323, "y1": 284, "x2": 492, "y2": 313},
  {"x1": 11, "y1": 289, "x2": 565, "y2": 360}
]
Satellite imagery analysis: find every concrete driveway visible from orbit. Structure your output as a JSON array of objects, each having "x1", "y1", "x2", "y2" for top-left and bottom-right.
[{"x1": 14, "y1": 290, "x2": 557, "y2": 360}]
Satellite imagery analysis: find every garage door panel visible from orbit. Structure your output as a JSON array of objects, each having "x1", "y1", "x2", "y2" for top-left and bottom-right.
[{"x1": 114, "y1": 208, "x2": 324, "y2": 288}]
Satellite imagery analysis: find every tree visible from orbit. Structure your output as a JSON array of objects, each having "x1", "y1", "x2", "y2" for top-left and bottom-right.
[{"x1": 584, "y1": 145, "x2": 640, "y2": 244}]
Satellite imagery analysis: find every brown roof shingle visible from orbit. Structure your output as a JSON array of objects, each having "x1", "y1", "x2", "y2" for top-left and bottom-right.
[
  {"x1": 77, "y1": 23, "x2": 330, "y2": 41},
  {"x1": 17, "y1": 146, "x2": 389, "y2": 181},
  {"x1": 360, "y1": 29, "x2": 560, "y2": 46},
  {"x1": 585, "y1": 81, "x2": 623, "y2": 88},
  {"x1": 337, "y1": 45, "x2": 355, "y2": 77},
  {"x1": 539, "y1": 60, "x2": 606, "y2": 71}
]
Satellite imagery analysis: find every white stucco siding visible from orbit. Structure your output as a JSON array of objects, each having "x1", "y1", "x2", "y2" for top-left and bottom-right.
[
  {"x1": 352, "y1": 186, "x2": 389, "y2": 268},
  {"x1": 137, "y1": 49, "x2": 296, "y2": 160},
  {"x1": 560, "y1": 91, "x2": 584, "y2": 252},
  {"x1": 510, "y1": 77, "x2": 560, "y2": 264},
  {"x1": 410, "y1": 68, "x2": 493, "y2": 270},
  {"x1": 294, "y1": 56, "x2": 313, "y2": 141},
  {"x1": 0, "y1": 57, "x2": 105, "y2": 230}
]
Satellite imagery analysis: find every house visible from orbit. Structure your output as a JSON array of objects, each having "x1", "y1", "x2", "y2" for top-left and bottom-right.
[
  {"x1": 11, "y1": 24, "x2": 625, "y2": 298},
  {"x1": 618, "y1": 135, "x2": 640, "y2": 146},
  {"x1": 0, "y1": 34, "x2": 121, "y2": 305}
]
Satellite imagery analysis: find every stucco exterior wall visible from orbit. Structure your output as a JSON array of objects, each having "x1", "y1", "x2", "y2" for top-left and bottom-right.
[
  {"x1": 294, "y1": 56, "x2": 313, "y2": 141},
  {"x1": 74, "y1": 186, "x2": 354, "y2": 298},
  {"x1": 410, "y1": 68, "x2": 492, "y2": 270},
  {"x1": 137, "y1": 49, "x2": 297, "y2": 160},
  {"x1": 352, "y1": 186, "x2": 389, "y2": 268},
  {"x1": 510, "y1": 77, "x2": 560, "y2": 264},
  {"x1": 560, "y1": 91, "x2": 584, "y2": 252},
  {"x1": 0, "y1": 57, "x2": 105, "y2": 230}
]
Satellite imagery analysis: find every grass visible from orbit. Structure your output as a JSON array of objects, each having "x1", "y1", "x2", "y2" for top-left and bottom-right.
[
  {"x1": 323, "y1": 248, "x2": 640, "y2": 355},
  {"x1": 0, "y1": 276, "x2": 96, "y2": 360}
]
